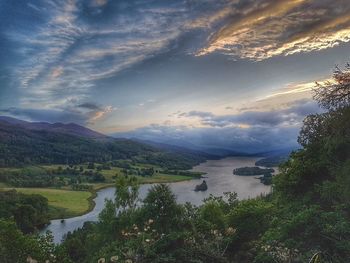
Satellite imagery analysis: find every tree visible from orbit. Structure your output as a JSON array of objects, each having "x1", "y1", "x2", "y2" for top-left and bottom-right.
[
  {"x1": 98, "y1": 199, "x2": 117, "y2": 238},
  {"x1": 299, "y1": 63, "x2": 350, "y2": 147},
  {"x1": 114, "y1": 176, "x2": 139, "y2": 213},
  {"x1": 87, "y1": 162, "x2": 95, "y2": 169},
  {"x1": 143, "y1": 184, "x2": 182, "y2": 232},
  {"x1": 0, "y1": 220, "x2": 63, "y2": 263},
  {"x1": 314, "y1": 63, "x2": 350, "y2": 110}
]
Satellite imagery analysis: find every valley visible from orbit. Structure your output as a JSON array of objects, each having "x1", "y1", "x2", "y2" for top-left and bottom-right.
[{"x1": 0, "y1": 161, "x2": 202, "y2": 219}]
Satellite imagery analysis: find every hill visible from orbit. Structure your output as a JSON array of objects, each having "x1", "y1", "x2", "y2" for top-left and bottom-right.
[
  {"x1": 0, "y1": 117, "x2": 207, "y2": 169},
  {"x1": 0, "y1": 116, "x2": 106, "y2": 139}
]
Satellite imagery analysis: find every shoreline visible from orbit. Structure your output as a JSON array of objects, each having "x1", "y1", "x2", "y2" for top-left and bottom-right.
[
  {"x1": 49, "y1": 157, "x2": 262, "y2": 221},
  {"x1": 45, "y1": 174, "x2": 198, "y2": 221},
  {"x1": 42, "y1": 156, "x2": 272, "y2": 243},
  {"x1": 0, "y1": 173, "x2": 202, "y2": 221}
]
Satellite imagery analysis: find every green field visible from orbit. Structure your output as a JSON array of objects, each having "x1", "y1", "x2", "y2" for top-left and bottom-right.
[
  {"x1": 0, "y1": 162, "x2": 201, "y2": 219},
  {"x1": 137, "y1": 173, "x2": 193, "y2": 184},
  {"x1": 0, "y1": 182, "x2": 8, "y2": 187},
  {"x1": 90, "y1": 174, "x2": 193, "y2": 190},
  {"x1": 3, "y1": 187, "x2": 92, "y2": 219}
]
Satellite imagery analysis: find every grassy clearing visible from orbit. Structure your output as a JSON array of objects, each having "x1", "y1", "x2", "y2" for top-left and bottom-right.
[
  {"x1": 0, "y1": 162, "x2": 199, "y2": 219},
  {"x1": 0, "y1": 182, "x2": 8, "y2": 187},
  {"x1": 136, "y1": 174, "x2": 193, "y2": 184},
  {"x1": 2, "y1": 187, "x2": 92, "y2": 219}
]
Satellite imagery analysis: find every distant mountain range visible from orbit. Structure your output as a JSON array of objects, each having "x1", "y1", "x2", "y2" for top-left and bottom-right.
[
  {"x1": 113, "y1": 135, "x2": 295, "y2": 159},
  {"x1": 0, "y1": 116, "x2": 208, "y2": 169},
  {"x1": 133, "y1": 138, "x2": 251, "y2": 158},
  {"x1": 0, "y1": 116, "x2": 295, "y2": 168}
]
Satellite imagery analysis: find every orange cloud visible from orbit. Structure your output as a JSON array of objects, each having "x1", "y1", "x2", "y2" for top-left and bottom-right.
[
  {"x1": 90, "y1": 106, "x2": 114, "y2": 121},
  {"x1": 197, "y1": 0, "x2": 350, "y2": 60}
]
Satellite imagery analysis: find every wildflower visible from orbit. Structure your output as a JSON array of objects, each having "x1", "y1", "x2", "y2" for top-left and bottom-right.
[
  {"x1": 225, "y1": 227, "x2": 236, "y2": 236},
  {"x1": 110, "y1": 255, "x2": 119, "y2": 262},
  {"x1": 97, "y1": 258, "x2": 106, "y2": 263},
  {"x1": 145, "y1": 239, "x2": 150, "y2": 243},
  {"x1": 148, "y1": 219, "x2": 154, "y2": 224},
  {"x1": 125, "y1": 259, "x2": 133, "y2": 263},
  {"x1": 26, "y1": 256, "x2": 38, "y2": 263}
]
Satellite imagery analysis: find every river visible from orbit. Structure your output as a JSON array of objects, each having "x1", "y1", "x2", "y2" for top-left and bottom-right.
[{"x1": 43, "y1": 157, "x2": 272, "y2": 243}]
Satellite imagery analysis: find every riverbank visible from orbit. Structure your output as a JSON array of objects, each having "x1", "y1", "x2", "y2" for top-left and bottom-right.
[
  {"x1": 1, "y1": 188, "x2": 92, "y2": 219},
  {"x1": 0, "y1": 173, "x2": 199, "y2": 220},
  {"x1": 76, "y1": 174, "x2": 199, "y2": 219},
  {"x1": 43, "y1": 156, "x2": 272, "y2": 243}
]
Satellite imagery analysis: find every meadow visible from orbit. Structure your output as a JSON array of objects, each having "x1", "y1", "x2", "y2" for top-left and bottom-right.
[
  {"x1": 0, "y1": 161, "x2": 200, "y2": 219},
  {"x1": 2, "y1": 187, "x2": 92, "y2": 219}
]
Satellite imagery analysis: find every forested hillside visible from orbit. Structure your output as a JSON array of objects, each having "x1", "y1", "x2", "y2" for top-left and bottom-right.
[
  {"x1": 1, "y1": 64, "x2": 350, "y2": 262},
  {"x1": 0, "y1": 118, "x2": 207, "y2": 170}
]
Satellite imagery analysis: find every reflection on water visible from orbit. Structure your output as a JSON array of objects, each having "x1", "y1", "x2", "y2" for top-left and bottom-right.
[{"x1": 43, "y1": 157, "x2": 271, "y2": 243}]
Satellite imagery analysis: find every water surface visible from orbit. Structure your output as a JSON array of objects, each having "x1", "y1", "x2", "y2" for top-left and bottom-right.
[{"x1": 43, "y1": 156, "x2": 271, "y2": 243}]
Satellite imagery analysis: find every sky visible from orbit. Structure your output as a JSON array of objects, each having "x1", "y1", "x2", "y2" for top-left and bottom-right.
[{"x1": 1, "y1": 0, "x2": 350, "y2": 152}]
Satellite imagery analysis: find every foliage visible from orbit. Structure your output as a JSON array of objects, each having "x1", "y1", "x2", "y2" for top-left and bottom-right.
[
  {"x1": 115, "y1": 176, "x2": 140, "y2": 213},
  {"x1": 255, "y1": 155, "x2": 289, "y2": 167},
  {"x1": 0, "y1": 190, "x2": 49, "y2": 233},
  {"x1": 7, "y1": 187, "x2": 92, "y2": 219},
  {"x1": 233, "y1": 166, "x2": 274, "y2": 176}
]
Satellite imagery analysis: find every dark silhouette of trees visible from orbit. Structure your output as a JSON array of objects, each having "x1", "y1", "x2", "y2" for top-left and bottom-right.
[{"x1": 314, "y1": 63, "x2": 350, "y2": 110}]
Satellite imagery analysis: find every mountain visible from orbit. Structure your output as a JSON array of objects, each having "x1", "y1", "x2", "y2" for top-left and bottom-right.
[
  {"x1": 114, "y1": 135, "x2": 252, "y2": 158},
  {"x1": 140, "y1": 139, "x2": 255, "y2": 158},
  {"x1": 132, "y1": 139, "x2": 220, "y2": 159},
  {"x1": 0, "y1": 116, "x2": 106, "y2": 139},
  {"x1": 0, "y1": 116, "x2": 207, "y2": 169}
]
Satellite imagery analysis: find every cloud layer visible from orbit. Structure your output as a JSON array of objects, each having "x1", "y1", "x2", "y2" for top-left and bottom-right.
[
  {"x1": 0, "y1": 0, "x2": 348, "y2": 144},
  {"x1": 114, "y1": 99, "x2": 322, "y2": 152},
  {"x1": 4, "y1": 0, "x2": 347, "y2": 115},
  {"x1": 198, "y1": 0, "x2": 350, "y2": 60}
]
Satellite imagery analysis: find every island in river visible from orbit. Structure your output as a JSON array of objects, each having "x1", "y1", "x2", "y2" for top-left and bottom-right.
[
  {"x1": 233, "y1": 166, "x2": 275, "y2": 176},
  {"x1": 194, "y1": 180, "x2": 208, "y2": 191}
]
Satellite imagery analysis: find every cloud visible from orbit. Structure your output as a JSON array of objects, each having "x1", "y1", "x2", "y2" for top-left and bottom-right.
[
  {"x1": 113, "y1": 98, "x2": 322, "y2": 152},
  {"x1": 114, "y1": 122, "x2": 301, "y2": 153},
  {"x1": 197, "y1": 0, "x2": 350, "y2": 60},
  {"x1": 260, "y1": 78, "x2": 334, "y2": 100},
  {"x1": 0, "y1": 107, "x2": 88, "y2": 124},
  {"x1": 186, "y1": 111, "x2": 215, "y2": 119},
  {"x1": 4, "y1": 0, "x2": 348, "y2": 113},
  {"x1": 0, "y1": 101, "x2": 115, "y2": 125},
  {"x1": 89, "y1": 105, "x2": 114, "y2": 122},
  {"x1": 4, "y1": 0, "x2": 197, "y2": 109},
  {"x1": 90, "y1": 0, "x2": 108, "y2": 8},
  {"x1": 77, "y1": 102, "x2": 101, "y2": 110},
  {"x1": 182, "y1": 99, "x2": 321, "y2": 128}
]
